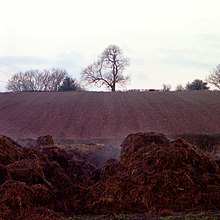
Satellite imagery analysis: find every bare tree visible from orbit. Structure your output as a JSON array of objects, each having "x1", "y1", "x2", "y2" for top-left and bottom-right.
[
  {"x1": 7, "y1": 68, "x2": 68, "y2": 92},
  {"x1": 175, "y1": 84, "x2": 184, "y2": 91},
  {"x1": 46, "y1": 68, "x2": 68, "y2": 91},
  {"x1": 81, "y1": 45, "x2": 130, "y2": 91},
  {"x1": 207, "y1": 64, "x2": 220, "y2": 89},
  {"x1": 162, "y1": 84, "x2": 172, "y2": 91}
]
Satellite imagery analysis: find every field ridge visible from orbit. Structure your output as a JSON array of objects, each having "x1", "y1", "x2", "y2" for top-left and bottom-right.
[{"x1": 0, "y1": 90, "x2": 220, "y2": 139}]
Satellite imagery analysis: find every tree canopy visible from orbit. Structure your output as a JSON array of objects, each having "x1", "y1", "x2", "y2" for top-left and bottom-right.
[
  {"x1": 186, "y1": 79, "x2": 209, "y2": 90},
  {"x1": 58, "y1": 76, "x2": 83, "y2": 91}
]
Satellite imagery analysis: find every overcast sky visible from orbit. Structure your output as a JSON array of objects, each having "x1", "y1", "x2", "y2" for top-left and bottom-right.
[{"x1": 1, "y1": 0, "x2": 220, "y2": 91}]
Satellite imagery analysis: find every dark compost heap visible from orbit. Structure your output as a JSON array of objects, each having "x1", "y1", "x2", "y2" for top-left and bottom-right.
[{"x1": 0, "y1": 132, "x2": 219, "y2": 219}]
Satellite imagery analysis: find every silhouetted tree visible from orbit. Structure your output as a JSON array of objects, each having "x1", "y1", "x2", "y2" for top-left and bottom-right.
[
  {"x1": 58, "y1": 76, "x2": 83, "y2": 91},
  {"x1": 81, "y1": 45, "x2": 130, "y2": 92},
  {"x1": 207, "y1": 64, "x2": 220, "y2": 89},
  {"x1": 7, "y1": 68, "x2": 67, "y2": 92},
  {"x1": 186, "y1": 79, "x2": 209, "y2": 90}
]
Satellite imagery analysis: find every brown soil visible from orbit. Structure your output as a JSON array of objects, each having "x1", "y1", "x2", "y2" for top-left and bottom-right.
[
  {"x1": 0, "y1": 133, "x2": 219, "y2": 219},
  {"x1": 1, "y1": 91, "x2": 220, "y2": 139}
]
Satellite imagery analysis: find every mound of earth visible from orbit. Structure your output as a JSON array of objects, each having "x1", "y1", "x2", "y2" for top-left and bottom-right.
[
  {"x1": 0, "y1": 133, "x2": 220, "y2": 219},
  {"x1": 88, "y1": 132, "x2": 220, "y2": 214},
  {"x1": 0, "y1": 135, "x2": 95, "y2": 219}
]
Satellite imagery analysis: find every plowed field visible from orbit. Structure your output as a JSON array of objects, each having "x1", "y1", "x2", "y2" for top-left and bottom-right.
[{"x1": 0, "y1": 90, "x2": 220, "y2": 139}]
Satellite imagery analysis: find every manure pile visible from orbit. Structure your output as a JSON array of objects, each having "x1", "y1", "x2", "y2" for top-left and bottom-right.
[{"x1": 0, "y1": 133, "x2": 220, "y2": 219}]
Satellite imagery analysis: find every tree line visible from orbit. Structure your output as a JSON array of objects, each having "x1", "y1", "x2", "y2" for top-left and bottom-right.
[
  {"x1": 6, "y1": 45, "x2": 220, "y2": 92},
  {"x1": 160, "y1": 65, "x2": 220, "y2": 91},
  {"x1": 163, "y1": 79, "x2": 209, "y2": 91},
  {"x1": 7, "y1": 68, "x2": 83, "y2": 92}
]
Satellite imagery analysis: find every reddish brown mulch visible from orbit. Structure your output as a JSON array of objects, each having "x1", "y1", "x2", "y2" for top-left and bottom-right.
[
  {"x1": 0, "y1": 132, "x2": 220, "y2": 219},
  {"x1": 87, "y1": 132, "x2": 220, "y2": 214},
  {"x1": 0, "y1": 134, "x2": 95, "y2": 219},
  {"x1": 0, "y1": 135, "x2": 23, "y2": 165}
]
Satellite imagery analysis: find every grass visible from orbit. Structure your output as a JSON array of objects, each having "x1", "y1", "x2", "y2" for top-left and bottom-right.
[
  {"x1": 159, "y1": 212, "x2": 220, "y2": 220},
  {"x1": 113, "y1": 212, "x2": 129, "y2": 219},
  {"x1": 68, "y1": 212, "x2": 220, "y2": 220}
]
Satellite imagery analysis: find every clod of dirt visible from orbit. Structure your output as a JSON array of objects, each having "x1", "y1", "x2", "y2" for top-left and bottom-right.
[
  {"x1": 30, "y1": 184, "x2": 55, "y2": 209},
  {"x1": 0, "y1": 135, "x2": 23, "y2": 165},
  {"x1": 0, "y1": 164, "x2": 8, "y2": 185},
  {"x1": 0, "y1": 180, "x2": 33, "y2": 219},
  {"x1": 7, "y1": 159, "x2": 47, "y2": 187},
  {"x1": 37, "y1": 135, "x2": 54, "y2": 146}
]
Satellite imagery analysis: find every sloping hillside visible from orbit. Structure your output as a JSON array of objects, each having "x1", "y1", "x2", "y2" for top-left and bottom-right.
[{"x1": 0, "y1": 91, "x2": 220, "y2": 139}]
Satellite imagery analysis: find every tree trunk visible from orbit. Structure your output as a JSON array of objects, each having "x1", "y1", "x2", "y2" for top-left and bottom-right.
[{"x1": 111, "y1": 83, "x2": 116, "y2": 92}]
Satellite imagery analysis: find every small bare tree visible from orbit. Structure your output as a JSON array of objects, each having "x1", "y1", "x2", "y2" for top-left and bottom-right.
[
  {"x1": 207, "y1": 64, "x2": 220, "y2": 89},
  {"x1": 162, "y1": 84, "x2": 172, "y2": 91},
  {"x1": 81, "y1": 45, "x2": 130, "y2": 91},
  {"x1": 7, "y1": 68, "x2": 68, "y2": 92},
  {"x1": 175, "y1": 84, "x2": 184, "y2": 91}
]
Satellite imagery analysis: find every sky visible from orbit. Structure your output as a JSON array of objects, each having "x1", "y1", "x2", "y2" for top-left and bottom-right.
[{"x1": 1, "y1": 0, "x2": 220, "y2": 91}]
